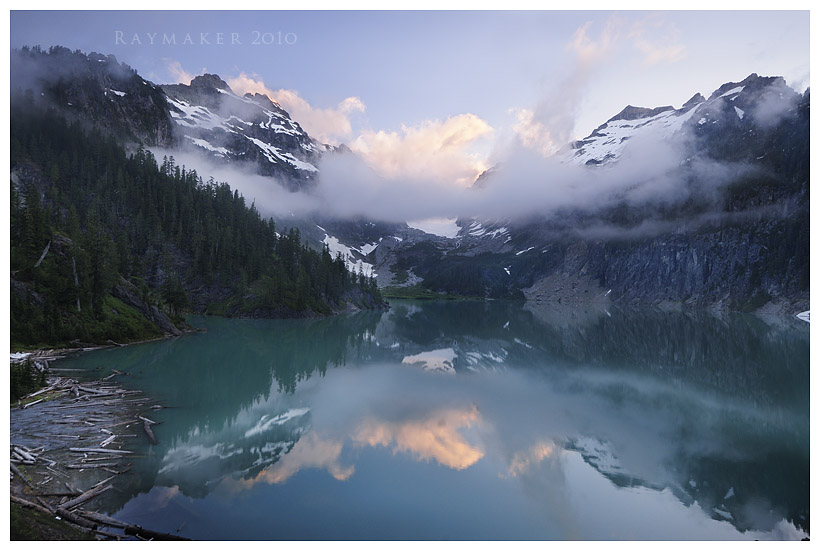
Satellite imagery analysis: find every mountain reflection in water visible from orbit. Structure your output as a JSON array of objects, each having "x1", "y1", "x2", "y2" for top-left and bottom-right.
[{"x1": 53, "y1": 300, "x2": 809, "y2": 540}]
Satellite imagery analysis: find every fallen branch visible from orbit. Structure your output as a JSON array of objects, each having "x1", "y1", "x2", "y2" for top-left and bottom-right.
[
  {"x1": 65, "y1": 463, "x2": 119, "y2": 470},
  {"x1": 142, "y1": 419, "x2": 157, "y2": 445},
  {"x1": 35, "y1": 490, "x2": 81, "y2": 497},
  {"x1": 12, "y1": 446, "x2": 37, "y2": 462},
  {"x1": 10, "y1": 462, "x2": 36, "y2": 489},
  {"x1": 77, "y1": 510, "x2": 130, "y2": 529},
  {"x1": 60, "y1": 483, "x2": 112, "y2": 510},
  {"x1": 45, "y1": 465, "x2": 70, "y2": 479},
  {"x1": 69, "y1": 447, "x2": 132, "y2": 455},
  {"x1": 123, "y1": 524, "x2": 190, "y2": 541},
  {"x1": 56, "y1": 507, "x2": 98, "y2": 529},
  {"x1": 11, "y1": 495, "x2": 53, "y2": 516}
]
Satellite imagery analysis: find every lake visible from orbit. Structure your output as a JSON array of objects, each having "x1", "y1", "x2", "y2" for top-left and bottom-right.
[{"x1": 53, "y1": 300, "x2": 810, "y2": 540}]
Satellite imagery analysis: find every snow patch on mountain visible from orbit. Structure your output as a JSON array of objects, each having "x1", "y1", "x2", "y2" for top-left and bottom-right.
[
  {"x1": 167, "y1": 97, "x2": 227, "y2": 131},
  {"x1": 570, "y1": 436, "x2": 623, "y2": 475},
  {"x1": 244, "y1": 408, "x2": 311, "y2": 438},
  {"x1": 719, "y1": 85, "x2": 745, "y2": 99},
  {"x1": 402, "y1": 348, "x2": 456, "y2": 374},
  {"x1": 186, "y1": 136, "x2": 230, "y2": 156},
  {"x1": 321, "y1": 231, "x2": 377, "y2": 277},
  {"x1": 569, "y1": 102, "x2": 702, "y2": 166},
  {"x1": 407, "y1": 218, "x2": 460, "y2": 238}
]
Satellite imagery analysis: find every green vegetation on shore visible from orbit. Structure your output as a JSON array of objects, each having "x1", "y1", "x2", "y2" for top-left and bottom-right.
[
  {"x1": 10, "y1": 360, "x2": 46, "y2": 402},
  {"x1": 380, "y1": 284, "x2": 481, "y2": 301},
  {"x1": 10, "y1": 94, "x2": 382, "y2": 349},
  {"x1": 11, "y1": 503, "x2": 96, "y2": 541}
]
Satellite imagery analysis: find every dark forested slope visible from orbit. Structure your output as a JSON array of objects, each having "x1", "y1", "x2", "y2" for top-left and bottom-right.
[{"x1": 10, "y1": 96, "x2": 383, "y2": 348}]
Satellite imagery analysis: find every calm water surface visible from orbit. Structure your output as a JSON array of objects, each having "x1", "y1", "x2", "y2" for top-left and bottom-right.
[{"x1": 54, "y1": 300, "x2": 810, "y2": 540}]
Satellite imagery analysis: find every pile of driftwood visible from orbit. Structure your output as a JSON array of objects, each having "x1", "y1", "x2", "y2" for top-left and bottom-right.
[{"x1": 10, "y1": 372, "x2": 188, "y2": 541}]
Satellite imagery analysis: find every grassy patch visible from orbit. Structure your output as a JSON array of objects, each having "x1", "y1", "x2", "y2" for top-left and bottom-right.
[
  {"x1": 11, "y1": 503, "x2": 95, "y2": 541},
  {"x1": 380, "y1": 284, "x2": 480, "y2": 301},
  {"x1": 11, "y1": 295, "x2": 164, "y2": 350},
  {"x1": 10, "y1": 360, "x2": 46, "y2": 402}
]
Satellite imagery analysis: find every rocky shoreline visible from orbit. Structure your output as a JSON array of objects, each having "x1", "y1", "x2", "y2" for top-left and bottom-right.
[{"x1": 10, "y1": 360, "x2": 187, "y2": 540}]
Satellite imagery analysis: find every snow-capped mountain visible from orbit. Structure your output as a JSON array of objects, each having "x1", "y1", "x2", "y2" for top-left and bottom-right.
[
  {"x1": 369, "y1": 73, "x2": 808, "y2": 312},
  {"x1": 11, "y1": 46, "x2": 807, "y2": 312},
  {"x1": 11, "y1": 47, "x2": 342, "y2": 192},
  {"x1": 161, "y1": 74, "x2": 342, "y2": 190},
  {"x1": 568, "y1": 98, "x2": 701, "y2": 166},
  {"x1": 451, "y1": 72, "x2": 805, "y2": 249},
  {"x1": 567, "y1": 73, "x2": 799, "y2": 167}
]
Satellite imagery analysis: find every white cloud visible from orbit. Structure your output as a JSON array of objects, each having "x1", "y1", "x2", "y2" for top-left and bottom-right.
[
  {"x1": 512, "y1": 14, "x2": 686, "y2": 156},
  {"x1": 509, "y1": 18, "x2": 620, "y2": 157}
]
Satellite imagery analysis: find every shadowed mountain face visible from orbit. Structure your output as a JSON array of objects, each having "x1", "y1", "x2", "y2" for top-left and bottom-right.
[
  {"x1": 375, "y1": 74, "x2": 809, "y2": 311},
  {"x1": 51, "y1": 300, "x2": 808, "y2": 539},
  {"x1": 10, "y1": 47, "x2": 337, "y2": 191},
  {"x1": 10, "y1": 46, "x2": 176, "y2": 147},
  {"x1": 160, "y1": 75, "x2": 335, "y2": 190},
  {"x1": 9, "y1": 47, "x2": 809, "y2": 313}
]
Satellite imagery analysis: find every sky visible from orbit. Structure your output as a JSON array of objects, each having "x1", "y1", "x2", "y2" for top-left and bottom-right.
[
  {"x1": 10, "y1": 10, "x2": 809, "y2": 139},
  {"x1": 8, "y1": 9, "x2": 812, "y2": 220}
]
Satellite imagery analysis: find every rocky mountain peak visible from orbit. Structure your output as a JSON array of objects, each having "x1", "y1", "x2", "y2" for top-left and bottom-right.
[
  {"x1": 244, "y1": 91, "x2": 280, "y2": 109},
  {"x1": 189, "y1": 73, "x2": 232, "y2": 92},
  {"x1": 606, "y1": 104, "x2": 675, "y2": 123},
  {"x1": 707, "y1": 73, "x2": 785, "y2": 101},
  {"x1": 681, "y1": 93, "x2": 705, "y2": 110}
]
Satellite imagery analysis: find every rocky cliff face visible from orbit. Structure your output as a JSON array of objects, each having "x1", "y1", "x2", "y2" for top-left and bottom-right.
[
  {"x1": 11, "y1": 46, "x2": 175, "y2": 147},
  {"x1": 523, "y1": 215, "x2": 808, "y2": 313},
  {"x1": 381, "y1": 74, "x2": 809, "y2": 313},
  {"x1": 11, "y1": 47, "x2": 808, "y2": 314},
  {"x1": 11, "y1": 47, "x2": 339, "y2": 191},
  {"x1": 160, "y1": 75, "x2": 335, "y2": 190}
]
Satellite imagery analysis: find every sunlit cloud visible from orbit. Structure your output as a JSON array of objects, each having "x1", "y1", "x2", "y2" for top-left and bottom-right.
[
  {"x1": 351, "y1": 114, "x2": 493, "y2": 188},
  {"x1": 567, "y1": 18, "x2": 620, "y2": 66},
  {"x1": 506, "y1": 441, "x2": 558, "y2": 478},
  {"x1": 219, "y1": 406, "x2": 484, "y2": 494},
  {"x1": 164, "y1": 59, "x2": 198, "y2": 85},
  {"x1": 143, "y1": 485, "x2": 181, "y2": 509},
  {"x1": 351, "y1": 406, "x2": 484, "y2": 470},
  {"x1": 228, "y1": 432, "x2": 354, "y2": 493},
  {"x1": 225, "y1": 71, "x2": 276, "y2": 99},
  {"x1": 627, "y1": 14, "x2": 686, "y2": 66},
  {"x1": 510, "y1": 107, "x2": 559, "y2": 156},
  {"x1": 271, "y1": 89, "x2": 366, "y2": 145},
  {"x1": 225, "y1": 72, "x2": 366, "y2": 145}
]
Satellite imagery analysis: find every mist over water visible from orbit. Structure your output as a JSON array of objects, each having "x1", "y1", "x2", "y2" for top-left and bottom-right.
[{"x1": 53, "y1": 301, "x2": 809, "y2": 540}]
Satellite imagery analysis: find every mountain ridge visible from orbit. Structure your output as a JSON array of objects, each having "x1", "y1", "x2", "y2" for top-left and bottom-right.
[{"x1": 9, "y1": 46, "x2": 809, "y2": 317}]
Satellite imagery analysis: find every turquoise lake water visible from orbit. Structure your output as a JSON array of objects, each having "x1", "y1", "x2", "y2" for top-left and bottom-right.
[{"x1": 53, "y1": 300, "x2": 810, "y2": 540}]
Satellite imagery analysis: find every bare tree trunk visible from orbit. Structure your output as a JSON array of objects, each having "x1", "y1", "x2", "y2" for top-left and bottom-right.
[
  {"x1": 34, "y1": 240, "x2": 51, "y2": 268},
  {"x1": 72, "y1": 256, "x2": 81, "y2": 312}
]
